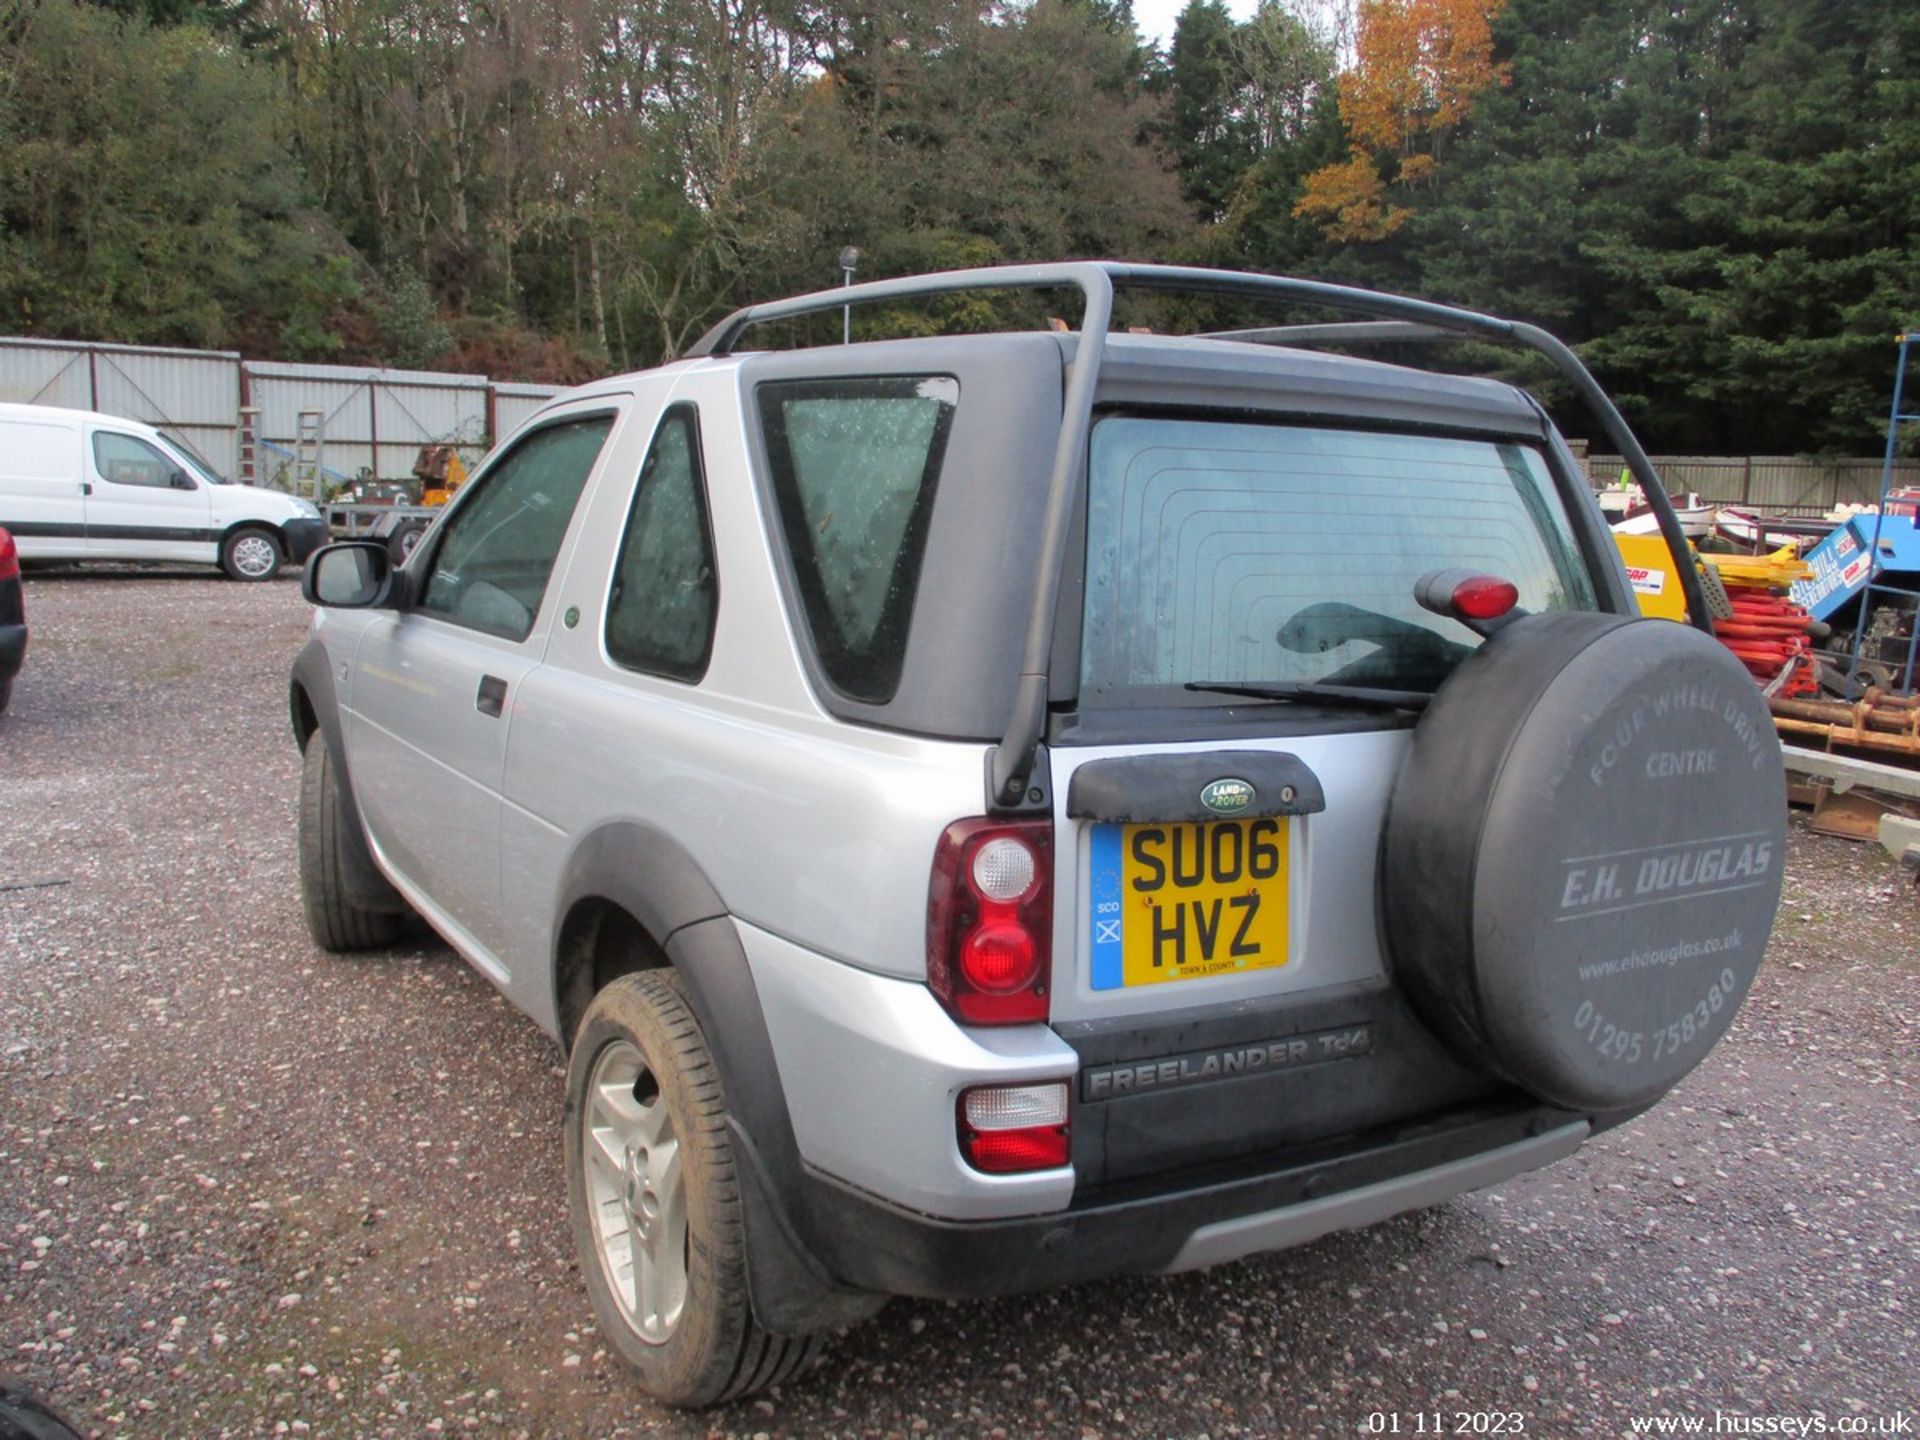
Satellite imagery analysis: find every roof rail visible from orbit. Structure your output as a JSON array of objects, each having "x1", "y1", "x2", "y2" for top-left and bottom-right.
[{"x1": 690, "y1": 262, "x2": 1707, "y2": 811}]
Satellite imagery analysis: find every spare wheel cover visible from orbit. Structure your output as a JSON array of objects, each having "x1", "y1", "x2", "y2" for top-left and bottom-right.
[{"x1": 1382, "y1": 611, "x2": 1785, "y2": 1112}]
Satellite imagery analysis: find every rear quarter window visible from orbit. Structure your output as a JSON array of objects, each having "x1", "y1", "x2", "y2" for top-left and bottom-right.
[
  {"x1": 1080, "y1": 417, "x2": 1595, "y2": 702},
  {"x1": 757, "y1": 376, "x2": 958, "y2": 703},
  {"x1": 605, "y1": 405, "x2": 718, "y2": 683}
]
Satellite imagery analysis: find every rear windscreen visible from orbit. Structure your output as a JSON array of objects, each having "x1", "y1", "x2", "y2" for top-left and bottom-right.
[{"x1": 1080, "y1": 418, "x2": 1595, "y2": 701}]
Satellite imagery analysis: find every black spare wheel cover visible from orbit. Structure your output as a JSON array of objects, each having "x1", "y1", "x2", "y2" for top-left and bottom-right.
[{"x1": 1382, "y1": 611, "x2": 1786, "y2": 1112}]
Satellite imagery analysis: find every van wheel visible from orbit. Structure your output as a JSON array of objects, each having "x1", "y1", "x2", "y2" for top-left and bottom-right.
[
  {"x1": 386, "y1": 520, "x2": 429, "y2": 565},
  {"x1": 566, "y1": 970, "x2": 824, "y2": 1407},
  {"x1": 298, "y1": 736, "x2": 405, "y2": 951},
  {"x1": 220, "y1": 526, "x2": 282, "y2": 581}
]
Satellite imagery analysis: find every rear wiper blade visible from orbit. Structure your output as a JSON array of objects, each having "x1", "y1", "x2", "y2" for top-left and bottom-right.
[{"x1": 1184, "y1": 680, "x2": 1432, "y2": 712}]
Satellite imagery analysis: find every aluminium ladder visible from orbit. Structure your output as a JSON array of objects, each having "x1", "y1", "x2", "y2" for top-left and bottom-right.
[{"x1": 294, "y1": 409, "x2": 325, "y2": 504}]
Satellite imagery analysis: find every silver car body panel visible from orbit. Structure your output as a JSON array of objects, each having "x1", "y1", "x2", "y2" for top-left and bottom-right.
[
  {"x1": 1045, "y1": 730, "x2": 1410, "y2": 1024},
  {"x1": 350, "y1": 617, "x2": 545, "y2": 964},
  {"x1": 737, "y1": 918, "x2": 1078, "y2": 1219},
  {"x1": 362, "y1": 822, "x2": 511, "y2": 988},
  {"x1": 501, "y1": 364, "x2": 989, "y2": 1026}
]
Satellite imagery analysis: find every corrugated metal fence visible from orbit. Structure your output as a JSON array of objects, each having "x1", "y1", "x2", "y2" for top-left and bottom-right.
[
  {"x1": 6, "y1": 335, "x2": 1911, "y2": 512},
  {"x1": 244, "y1": 360, "x2": 493, "y2": 488},
  {"x1": 0, "y1": 337, "x2": 242, "y2": 480},
  {"x1": 0, "y1": 337, "x2": 563, "y2": 492},
  {"x1": 1585, "y1": 455, "x2": 1919, "y2": 513}
]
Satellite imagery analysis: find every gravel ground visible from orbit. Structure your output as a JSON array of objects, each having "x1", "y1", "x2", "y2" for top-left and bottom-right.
[{"x1": 1, "y1": 571, "x2": 1916, "y2": 1440}]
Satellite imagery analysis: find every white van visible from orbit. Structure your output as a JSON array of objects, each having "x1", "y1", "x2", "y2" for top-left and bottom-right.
[{"x1": 0, "y1": 403, "x2": 327, "y2": 581}]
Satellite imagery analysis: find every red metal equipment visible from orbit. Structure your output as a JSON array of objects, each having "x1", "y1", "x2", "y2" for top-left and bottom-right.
[{"x1": 1712, "y1": 588, "x2": 1819, "y2": 694}]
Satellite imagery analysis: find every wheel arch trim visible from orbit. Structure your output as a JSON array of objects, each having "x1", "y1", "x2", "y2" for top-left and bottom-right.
[
  {"x1": 219, "y1": 518, "x2": 286, "y2": 555},
  {"x1": 552, "y1": 824, "x2": 883, "y2": 1331},
  {"x1": 290, "y1": 636, "x2": 394, "y2": 912},
  {"x1": 553, "y1": 822, "x2": 728, "y2": 968},
  {"x1": 290, "y1": 635, "x2": 343, "y2": 768}
]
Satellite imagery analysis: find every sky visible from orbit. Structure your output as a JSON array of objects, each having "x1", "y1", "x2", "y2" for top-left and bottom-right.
[{"x1": 1129, "y1": 0, "x2": 1258, "y2": 50}]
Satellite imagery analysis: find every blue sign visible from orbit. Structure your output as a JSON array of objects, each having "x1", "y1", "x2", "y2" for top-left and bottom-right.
[{"x1": 1791, "y1": 513, "x2": 1920, "y2": 623}]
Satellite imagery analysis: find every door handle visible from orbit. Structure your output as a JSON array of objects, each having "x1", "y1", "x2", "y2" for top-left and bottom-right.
[
  {"x1": 81, "y1": 482, "x2": 93, "y2": 496},
  {"x1": 476, "y1": 675, "x2": 508, "y2": 718}
]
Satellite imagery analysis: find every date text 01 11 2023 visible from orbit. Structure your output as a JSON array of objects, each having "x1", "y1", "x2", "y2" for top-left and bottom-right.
[{"x1": 1365, "y1": 1412, "x2": 1527, "y2": 1435}]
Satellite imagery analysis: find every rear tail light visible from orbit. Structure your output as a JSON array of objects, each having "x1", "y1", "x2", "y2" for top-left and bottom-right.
[
  {"x1": 927, "y1": 818, "x2": 1052, "y2": 1025},
  {"x1": 0, "y1": 529, "x2": 18, "y2": 584},
  {"x1": 958, "y1": 1083, "x2": 1069, "y2": 1174}
]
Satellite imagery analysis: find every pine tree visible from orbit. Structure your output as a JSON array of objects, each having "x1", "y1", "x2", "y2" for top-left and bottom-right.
[{"x1": 1167, "y1": 0, "x2": 1257, "y2": 222}]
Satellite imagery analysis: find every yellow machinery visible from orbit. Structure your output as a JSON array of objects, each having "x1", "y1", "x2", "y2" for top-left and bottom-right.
[
  {"x1": 1612, "y1": 532, "x2": 1691, "y2": 621},
  {"x1": 412, "y1": 445, "x2": 467, "y2": 508},
  {"x1": 1613, "y1": 534, "x2": 1810, "y2": 624},
  {"x1": 1702, "y1": 546, "x2": 1813, "y2": 591}
]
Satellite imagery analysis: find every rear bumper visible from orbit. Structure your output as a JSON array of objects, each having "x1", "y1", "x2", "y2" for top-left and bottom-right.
[
  {"x1": 762, "y1": 1103, "x2": 1587, "y2": 1299},
  {"x1": 283, "y1": 517, "x2": 328, "y2": 564},
  {"x1": 709, "y1": 921, "x2": 1602, "y2": 1326},
  {"x1": 740, "y1": 923, "x2": 1596, "y2": 1294}
]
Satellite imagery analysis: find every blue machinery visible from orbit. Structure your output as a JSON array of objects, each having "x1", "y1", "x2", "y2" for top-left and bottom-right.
[{"x1": 1845, "y1": 332, "x2": 1920, "y2": 695}]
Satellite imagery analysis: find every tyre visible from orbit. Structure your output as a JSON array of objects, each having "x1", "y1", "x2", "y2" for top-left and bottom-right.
[
  {"x1": 1382, "y1": 612, "x2": 1786, "y2": 1113},
  {"x1": 387, "y1": 520, "x2": 428, "y2": 566},
  {"x1": 565, "y1": 970, "x2": 823, "y2": 1407},
  {"x1": 220, "y1": 525, "x2": 283, "y2": 581},
  {"x1": 0, "y1": 676, "x2": 11, "y2": 714},
  {"x1": 0, "y1": 1380, "x2": 87, "y2": 1440},
  {"x1": 298, "y1": 736, "x2": 406, "y2": 951}
]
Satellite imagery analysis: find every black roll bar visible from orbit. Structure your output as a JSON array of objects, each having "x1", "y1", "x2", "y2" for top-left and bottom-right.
[{"x1": 690, "y1": 263, "x2": 1710, "y2": 811}]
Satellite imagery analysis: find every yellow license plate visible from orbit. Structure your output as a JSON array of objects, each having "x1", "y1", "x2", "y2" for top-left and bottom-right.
[{"x1": 1088, "y1": 819, "x2": 1290, "y2": 989}]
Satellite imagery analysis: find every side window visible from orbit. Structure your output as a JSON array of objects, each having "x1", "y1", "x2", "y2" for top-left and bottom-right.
[
  {"x1": 606, "y1": 406, "x2": 718, "y2": 682},
  {"x1": 93, "y1": 432, "x2": 183, "y2": 489},
  {"x1": 757, "y1": 375, "x2": 958, "y2": 703},
  {"x1": 416, "y1": 413, "x2": 612, "y2": 641}
]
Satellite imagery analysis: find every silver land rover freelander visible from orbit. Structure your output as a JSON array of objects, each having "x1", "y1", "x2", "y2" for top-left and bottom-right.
[{"x1": 288, "y1": 263, "x2": 1787, "y2": 1407}]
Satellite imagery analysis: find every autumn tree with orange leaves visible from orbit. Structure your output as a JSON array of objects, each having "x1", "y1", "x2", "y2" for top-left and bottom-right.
[{"x1": 1295, "y1": 0, "x2": 1507, "y2": 241}]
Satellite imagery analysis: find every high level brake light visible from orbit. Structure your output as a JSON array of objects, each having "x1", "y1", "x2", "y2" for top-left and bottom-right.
[
  {"x1": 1449, "y1": 574, "x2": 1519, "y2": 621},
  {"x1": 1414, "y1": 568, "x2": 1522, "y2": 637},
  {"x1": 926, "y1": 818, "x2": 1052, "y2": 1025}
]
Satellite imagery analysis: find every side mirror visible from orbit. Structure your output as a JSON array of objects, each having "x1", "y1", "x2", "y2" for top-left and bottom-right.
[
  {"x1": 304, "y1": 541, "x2": 403, "y2": 609},
  {"x1": 170, "y1": 470, "x2": 196, "y2": 491}
]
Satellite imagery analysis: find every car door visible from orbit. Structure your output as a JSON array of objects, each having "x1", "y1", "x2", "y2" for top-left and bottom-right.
[
  {"x1": 84, "y1": 427, "x2": 216, "y2": 562},
  {"x1": 346, "y1": 404, "x2": 618, "y2": 972}
]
